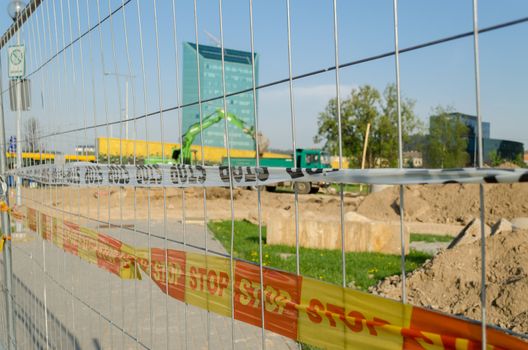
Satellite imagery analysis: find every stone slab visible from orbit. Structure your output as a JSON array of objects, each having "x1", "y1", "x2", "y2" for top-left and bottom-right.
[
  {"x1": 405, "y1": 222, "x2": 465, "y2": 237},
  {"x1": 266, "y1": 210, "x2": 409, "y2": 255}
]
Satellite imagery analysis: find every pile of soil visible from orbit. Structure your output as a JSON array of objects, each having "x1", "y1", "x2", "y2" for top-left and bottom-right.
[
  {"x1": 370, "y1": 229, "x2": 528, "y2": 334},
  {"x1": 357, "y1": 183, "x2": 528, "y2": 226},
  {"x1": 496, "y1": 161, "x2": 521, "y2": 169}
]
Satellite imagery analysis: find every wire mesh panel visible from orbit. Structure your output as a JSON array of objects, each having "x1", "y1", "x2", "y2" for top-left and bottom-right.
[{"x1": 0, "y1": 1, "x2": 527, "y2": 350}]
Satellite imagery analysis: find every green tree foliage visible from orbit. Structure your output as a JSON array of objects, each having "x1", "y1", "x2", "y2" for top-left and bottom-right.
[
  {"x1": 405, "y1": 133, "x2": 427, "y2": 153},
  {"x1": 314, "y1": 84, "x2": 420, "y2": 168},
  {"x1": 513, "y1": 153, "x2": 527, "y2": 168},
  {"x1": 488, "y1": 150, "x2": 503, "y2": 167},
  {"x1": 425, "y1": 107, "x2": 469, "y2": 168}
]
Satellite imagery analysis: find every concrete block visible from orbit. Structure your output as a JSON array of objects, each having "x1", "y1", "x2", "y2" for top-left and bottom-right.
[
  {"x1": 266, "y1": 209, "x2": 295, "y2": 246},
  {"x1": 344, "y1": 212, "x2": 371, "y2": 223},
  {"x1": 266, "y1": 210, "x2": 410, "y2": 255}
]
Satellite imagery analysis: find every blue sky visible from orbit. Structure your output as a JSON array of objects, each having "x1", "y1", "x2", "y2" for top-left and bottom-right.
[{"x1": 1, "y1": 0, "x2": 527, "y2": 153}]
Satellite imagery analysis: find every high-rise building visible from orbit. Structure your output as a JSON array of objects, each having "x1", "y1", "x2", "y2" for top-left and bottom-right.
[
  {"x1": 428, "y1": 112, "x2": 523, "y2": 165},
  {"x1": 182, "y1": 42, "x2": 258, "y2": 150},
  {"x1": 447, "y1": 112, "x2": 491, "y2": 139}
]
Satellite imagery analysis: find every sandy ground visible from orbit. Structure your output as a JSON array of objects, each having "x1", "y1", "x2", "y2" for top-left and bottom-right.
[
  {"x1": 19, "y1": 186, "x2": 364, "y2": 226},
  {"x1": 20, "y1": 182, "x2": 528, "y2": 230}
]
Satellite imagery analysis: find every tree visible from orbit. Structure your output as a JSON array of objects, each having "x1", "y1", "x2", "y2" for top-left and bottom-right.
[
  {"x1": 23, "y1": 117, "x2": 42, "y2": 152},
  {"x1": 373, "y1": 84, "x2": 421, "y2": 167},
  {"x1": 405, "y1": 133, "x2": 427, "y2": 153},
  {"x1": 488, "y1": 150, "x2": 503, "y2": 167},
  {"x1": 425, "y1": 107, "x2": 469, "y2": 168},
  {"x1": 314, "y1": 84, "x2": 420, "y2": 168}
]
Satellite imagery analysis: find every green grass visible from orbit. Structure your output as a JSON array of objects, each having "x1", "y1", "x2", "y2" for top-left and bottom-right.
[
  {"x1": 208, "y1": 220, "x2": 431, "y2": 291},
  {"x1": 271, "y1": 186, "x2": 295, "y2": 194},
  {"x1": 330, "y1": 183, "x2": 369, "y2": 195},
  {"x1": 270, "y1": 183, "x2": 368, "y2": 195},
  {"x1": 410, "y1": 233, "x2": 454, "y2": 243}
]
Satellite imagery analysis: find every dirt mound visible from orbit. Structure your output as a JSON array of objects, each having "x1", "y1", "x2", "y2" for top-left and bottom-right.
[
  {"x1": 370, "y1": 229, "x2": 528, "y2": 334},
  {"x1": 357, "y1": 183, "x2": 528, "y2": 226},
  {"x1": 204, "y1": 187, "x2": 245, "y2": 200},
  {"x1": 497, "y1": 162, "x2": 521, "y2": 169},
  {"x1": 356, "y1": 186, "x2": 401, "y2": 221}
]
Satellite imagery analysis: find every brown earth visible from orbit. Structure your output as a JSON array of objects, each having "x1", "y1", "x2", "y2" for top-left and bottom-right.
[
  {"x1": 370, "y1": 229, "x2": 528, "y2": 334},
  {"x1": 32, "y1": 183, "x2": 528, "y2": 227},
  {"x1": 22, "y1": 186, "x2": 364, "y2": 224},
  {"x1": 357, "y1": 183, "x2": 528, "y2": 226}
]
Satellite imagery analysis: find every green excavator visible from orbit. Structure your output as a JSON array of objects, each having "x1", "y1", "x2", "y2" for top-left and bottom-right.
[
  {"x1": 143, "y1": 108, "x2": 330, "y2": 193},
  {"x1": 144, "y1": 108, "x2": 257, "y2": 165}
]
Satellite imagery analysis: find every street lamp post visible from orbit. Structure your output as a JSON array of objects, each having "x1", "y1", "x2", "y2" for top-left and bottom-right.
[
  {"x1": 104, "y1": 72, "x2": 134, "y2": 140},
  {"x1": 8, "y1": 0, "x2": 25, "y2": 233}
]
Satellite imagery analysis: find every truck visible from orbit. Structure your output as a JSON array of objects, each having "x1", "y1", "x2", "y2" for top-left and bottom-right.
[
  {"x1": 221, "y1": 148, "x2": 331, "y2": 194},
  {"x1": 144, "y1": 108, "x2": 331, "y2": 193}
]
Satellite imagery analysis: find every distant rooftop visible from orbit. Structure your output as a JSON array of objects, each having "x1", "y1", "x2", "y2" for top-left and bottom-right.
[
  {"x1": 186, "y1": 42, "x2": 256, "y2": 65},
  {"x1": 446, "y1": 112, "x2": 482, "y2": 122}
]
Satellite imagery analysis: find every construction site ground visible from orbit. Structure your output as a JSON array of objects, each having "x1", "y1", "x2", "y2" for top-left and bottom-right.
[{"x1": 18, "y1": 182, "x2": 528, "y2": 337}]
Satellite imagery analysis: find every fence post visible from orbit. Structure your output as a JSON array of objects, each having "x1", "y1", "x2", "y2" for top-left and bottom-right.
[{"x1": 0, "y1": 55, "x2": 17, "y2": 350}]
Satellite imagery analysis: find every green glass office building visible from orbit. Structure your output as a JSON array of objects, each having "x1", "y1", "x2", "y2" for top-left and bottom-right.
[{"x1": 182, "y1": 42, "x2": 258, "y2": 150}]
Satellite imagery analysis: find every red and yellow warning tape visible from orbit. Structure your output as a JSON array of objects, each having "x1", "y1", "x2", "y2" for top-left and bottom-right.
[{"x1": 9, "y1": 205, "x2": 528, "y2": 350}]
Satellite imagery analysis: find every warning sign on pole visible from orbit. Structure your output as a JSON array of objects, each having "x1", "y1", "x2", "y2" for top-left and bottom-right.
[
  {"x1": 8, "y1": 45, "x2": 25, "y2": 79},
  {"x1": 9, "y1": 79, "x2": 31, "y2": 111}
]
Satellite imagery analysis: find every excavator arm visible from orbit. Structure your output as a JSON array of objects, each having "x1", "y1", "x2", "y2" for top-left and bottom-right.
[{"x1": 176, "y1": 108, "x2": 255, "y2": 164}]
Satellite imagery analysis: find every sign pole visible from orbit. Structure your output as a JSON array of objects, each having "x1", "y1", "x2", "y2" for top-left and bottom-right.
[
  {"x1": 0, "y1": 53, "x2": 17, "y2": 350},
  {"x1": 14, "y1": 31, "x2": 22, "y2": 233}
]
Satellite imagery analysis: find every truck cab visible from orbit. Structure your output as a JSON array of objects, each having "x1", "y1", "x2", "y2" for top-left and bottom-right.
[
  {"x1": 288, "y1": 149, "x2": 330, "y2": 194},
  {"x1": 295, "y1": 148, "x2": 331, "y2": 169}
]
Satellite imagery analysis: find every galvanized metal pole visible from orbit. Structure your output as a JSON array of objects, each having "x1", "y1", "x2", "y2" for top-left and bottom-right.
[
  {"x1": 15, "y1": 29, "x2": 22, "y2": 233},
  {"x1": 0, "y1": 55, "x2": 17, "y2": 350},
  {"x1": 471, "y1": 1, "x2": 487, "y2": 348},
  {"x1": 392, "y1": 0, "x2": 407, "y2": 304},
  {"x1": 125, "y1": 79, "x2": 129, "y2": 140}
]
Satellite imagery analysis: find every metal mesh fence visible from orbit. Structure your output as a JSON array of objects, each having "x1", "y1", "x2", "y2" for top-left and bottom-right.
[{"x1": 0, "y1": 1, "x2": 527, "y2": 349}]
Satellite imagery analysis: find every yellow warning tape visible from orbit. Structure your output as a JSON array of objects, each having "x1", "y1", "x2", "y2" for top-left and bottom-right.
[
  {"x1": 0, "y1": 201, "x2": 10, "y2": 251},
  {"x1": 0, "y1": 234, "x2": 10, "y2": 251}
]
